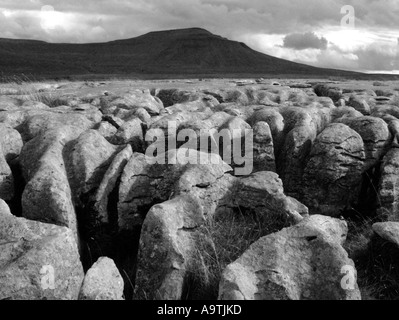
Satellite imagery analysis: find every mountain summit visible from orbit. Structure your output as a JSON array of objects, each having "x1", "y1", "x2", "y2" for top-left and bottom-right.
[{"x1": 0, "y1": 27, "x2": 363, "y2": 78}]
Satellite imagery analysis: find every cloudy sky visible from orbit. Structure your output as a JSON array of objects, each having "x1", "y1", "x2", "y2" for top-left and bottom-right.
[{"x1": 0, "y1": 0, "x2": 398, "y2": 73}]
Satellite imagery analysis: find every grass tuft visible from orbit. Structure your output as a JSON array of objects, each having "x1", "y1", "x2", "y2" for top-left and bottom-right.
[
  {"x1": 183, "y1": 207, "x2": 289, "y2": 300},
  {"x1": 344, "y1": 216, "x2": 399, "y2": 300},
  {"x1": 0, "y1": 75, "x2": 67, "y2": 108}
]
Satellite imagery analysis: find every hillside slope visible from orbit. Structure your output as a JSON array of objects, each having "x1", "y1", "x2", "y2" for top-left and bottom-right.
[{"x1": 0, "y1": 27, "x2": 381, "y2": 79}]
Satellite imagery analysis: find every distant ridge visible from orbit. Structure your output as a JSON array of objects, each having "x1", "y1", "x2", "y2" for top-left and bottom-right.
[{"x1": 0, "y1": 27, "x2": 394, "y2": 79}]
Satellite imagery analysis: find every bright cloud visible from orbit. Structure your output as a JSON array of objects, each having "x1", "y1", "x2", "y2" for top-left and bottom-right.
[{"x1": 0, "y1": 0, "x2": 397, "y2": 73}]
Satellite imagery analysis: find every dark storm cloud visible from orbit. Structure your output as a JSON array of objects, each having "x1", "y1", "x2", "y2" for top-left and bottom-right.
[{"x1": 282, "y1": 32, "x2": 328, "y2": 50}]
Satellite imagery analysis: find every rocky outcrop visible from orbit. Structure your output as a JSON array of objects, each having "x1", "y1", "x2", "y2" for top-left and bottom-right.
[
  {"x1": 3, "y1": 80, "x2": 398, "y2": 301},
  {"x1": 0, "y1": 123, "x2": 23, "y2": 162},
  {"x1": 118, "y1": 150, "x2": 233, "y2": 231},
  {"x1": 79, "y1": 257, "x2": 124, "y2": 300},
  {"x1": 218, "y1": 215, "x2": 360, "y2": 300},
  {"x1": 252, "y1": 121, "x2": 276, "y2": 172},
  {"x1": 91, "y1": 145, "x2": 133, "y2": 225},
  {"x1": 347, "y1": 96, "x2": 371, "y2": 115},
  {"x1": 229, "y1": 171, "x2": 308, "y2": 224},
  {"x1": 20, "y1": 127, "x2": 83, "y2": 238},
  {"x1": 18, "y1": 110, "x2": 99, "y2": 141},
  {"x1": 134, "y1": 195, "x2": 204, "y2": 300},
  {"x1": 0, "y1": 148, "x2": 14, "y2": 200},
  {"x1": 378, "y1": 149, "x2": 399, "y2": 221},
  {"x1": 104, "y1": 90, "x2": 164, "y2": 116},
  {"x1": 0, "y1": 201, "x2": 84, "y2": 300},
  {"x1": 302, "y1": 123, "x2": 366, "y2": 216},
  {"x1": 64, "y1": 129, "x2": 121, "y2": 206},
  {"x1": 109, "y1": 117, "x2": 144, "y2": 150},
  {"x1": 336, "y1": 116, "x2": 391, "y2": 170}
]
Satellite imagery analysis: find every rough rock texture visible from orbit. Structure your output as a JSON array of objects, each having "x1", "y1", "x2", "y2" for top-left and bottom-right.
[
  {"x1": 3, "y1": 80, "x2": 399, "y2": 301},
  {"x1": 218, "y1": 215, "x2": 360, "y2": 300},
  {"x1": 278, "y1": 106, "x2": 329, "y2": 197},
  {"x1": 118, "y1": 150, "x2": 233, "y2": 230},
  {"x1": 248, "y1": 108, "x2": 285, "y2": 156},
  {"x1": 79, "y1": 257, "x2": 124, "y2": 300},
  {"x1": 336, "y1": 116, "x2": 391, "y2": 170},
  {"x1": 378, "y1": 148, "x2": 399, "y2": 221},
  {"x1": 134, "y1": 195, "x2": 204, "y2": 300},
  {"x1": 302, "y1": 123, "x2": 366, "y2": 216},
  {"x1": 0, "y1": 123, "x2": 23, "y2": 162},
  {"x1": 0, "y1": 148, "x2": 14, "y2": 200},
  {"x1": 107, "y1": 91, "x2": 164, "y2": 116},
  {"x1": 65, "y1": 129, "x2": 121, "y2": 206},
  {"x1": 109, "y1": 117, "x2": 144, "y2": 150},
  {"x1": 372, "y1": 222, "x2": 399, "y2": 247},
  {"x1": 252, "y1": 121, "x2": 276, "y2": 172},
  {"x1": 20, "y1": 127, "x2": 83, "y2": 238},
  {"x1": 0, "y1": 203, "x2": 84, "y2": 300},
  {"x1": 229, "y1": 171, "x2": 308, "y2": 224},
  {"x1": 96, "y1": 121, "x2": 118, "y2": 140},
  {"x1": 348, "y1": 96, "x2": 371, "y2": 115},
  {"x1": 18, "y1": 110, "x2": 99, "y2": 142},
  {"x1": 92, "y1": 145, "x2": 133, "y2": 224},
  {"x1": 331, "y1": 107, "x2": 363, "y2": 123}
]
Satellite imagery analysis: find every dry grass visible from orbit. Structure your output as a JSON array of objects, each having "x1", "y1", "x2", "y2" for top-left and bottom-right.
[
  {"x1": 0, "y1": 75, "x2": 67, "y2": 108},
  {"x1": 344, "y1": 215, "x2": 399, "y2": 300},
  {"x1": 183, "y1": 206, "x2": 289, "y2": 300}
]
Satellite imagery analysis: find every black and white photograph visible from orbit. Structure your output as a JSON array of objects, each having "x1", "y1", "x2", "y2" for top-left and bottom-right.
[{"x1": 0, "y1": 0, "x2": 398, "y2": 307}]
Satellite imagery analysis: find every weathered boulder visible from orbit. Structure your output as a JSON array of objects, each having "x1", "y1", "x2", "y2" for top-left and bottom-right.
[
  {"x1": 0, "y1": 148, "x2": 14, "y2": 201},
  {"x1": 378, "y1": 148, "x2": 399, "y2": 221},
  {"x1": 92, "y1": 145, "x2": 133, "y2": 225},
  {"x1": 371, "y1": 105, "x2": 399, "y2": 120},
  {"x1": 109, "y1": 91, "x2": 164, "y2": 115},
  {"x1": 0, "y1": 203, "x2": 84, "y2": 300},
  {"x1": 134, "y1": 195, "x2": 204, "y2": 300},
  {"x1": 278, "y1": 107, "x2": 322, "y2": 197},
  {"x1": 64, "y1": 129, "x2": 121, "y2": 206},
  {"x1": 347, "y1": 96, "x2": 371, "y2": 115},
  {"x1": 18, "y1": 111, "x2": 96, "y2": 142},
  {"x1": 372, "y1": 222, "x2": 399, "y2": 247},
  {"x1": 79, "y1": 257, "x2": 124, "y2": 300},
  {"x1": 202, "y1": 89, "x2": 249, "y2": 105},
  {"x1": 117, "y1": 153, "x2": 178, "y2": 230},
  {"x1": 118, "y1": 150, "x2": 233, "y2": 230},
  {"x1": 218, "y1": 215, "x2": 360, "y2": 300},
  {"x1": 331, "y1": 107, "x2": 363, "y2": 123},
  {"x1": 20, "y1": 101, "x2": 52, "y2": 110},
  {"x1": 229, "y1": 171, "x2": 308, "y2": 224},
  {"x1": 252, "y1": 121, "x2": 276, "y2": 172},
  {"x1": 96, "y1": 121, "x2": 118, "y2": 140},
  {"x1": 102, "y1": 114, "x2": 125, "y2": 129},
  {"x1": 0, "y1": 123, "x2": 23, "y2": 162},
  {"x1": 302, "y1": 123, "x2": 366, "y2": 216},
  {"x1": 336, "y1": 116, "x2": 391, "y2": 170},
  {"x1": 109, "y1": 117, "x2": 144, "y2": 150},
  {"x1": 20, "y1": 127, "x2": 83, "y2": 237},
  {"x1": 248, "y1": 108, "x2": 285, "y2": 156},
  {"x1": 156, "y1": 89, "x2": 215, "y2": 108}
]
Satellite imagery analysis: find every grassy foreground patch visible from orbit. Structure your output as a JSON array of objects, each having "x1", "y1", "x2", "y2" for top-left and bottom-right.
[{"x1": 183, "y1": 207, "x2": 289, "y2": 300}]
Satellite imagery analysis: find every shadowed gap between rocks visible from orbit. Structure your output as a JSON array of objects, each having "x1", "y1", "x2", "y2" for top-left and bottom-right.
[
  {"x1": 7, "y1": 159, "x2": 25, "y2": 217},
  {"x1": 74, "y1": 175, "x2": 143, "y2": 300},
  {"x1": 342, "y1": 162, "x2": 382, "y2": 221}
]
